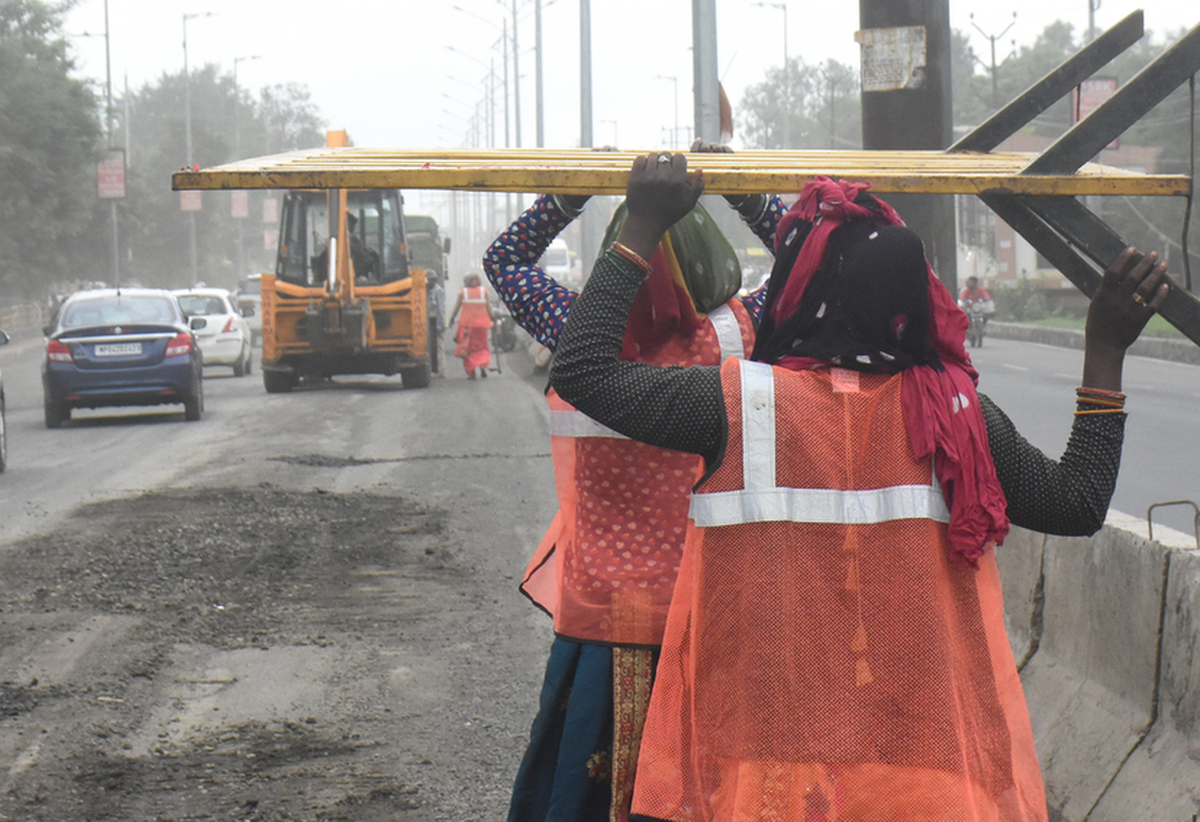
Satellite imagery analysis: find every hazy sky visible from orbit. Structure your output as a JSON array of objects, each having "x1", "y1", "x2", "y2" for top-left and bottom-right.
[{"x1": 63, "y1": 0, "x2": 1196, "y2": 154}]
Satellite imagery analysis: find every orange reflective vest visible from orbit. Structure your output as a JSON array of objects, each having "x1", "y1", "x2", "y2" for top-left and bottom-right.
[
  {"x1": 458, "y1": 286, "x2": 493, "y2": 329},
  {"x1": 522, "y1": 300, "x2": 755, "y2": 647},
  {"x1": 631, "y1": 358, "x2": 1046, "y2": 822}
]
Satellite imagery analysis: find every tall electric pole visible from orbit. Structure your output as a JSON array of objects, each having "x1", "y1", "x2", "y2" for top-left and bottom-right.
[{"x1": 858, "y1": 0, "x2": 957, "y2": 288}]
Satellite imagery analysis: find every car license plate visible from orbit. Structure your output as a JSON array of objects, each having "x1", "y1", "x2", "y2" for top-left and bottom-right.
[{"x1": 94, "y1": 342, "x2": 142, "y2": 357}]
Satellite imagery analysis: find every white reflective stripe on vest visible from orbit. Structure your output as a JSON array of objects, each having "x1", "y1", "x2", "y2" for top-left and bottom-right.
[
  {"x1": 707, "y1": 303, "x2": 744, "y2": 363},
  {"x1": 462, "y1": 287, "x2": 488, "y2": 303},
  {"x1": 690, "y1": 484, "x2": 950, "y2": 526},
  {"x1": 550, "y1": 409, "x2": 629, "y2": 439},
  {"x1": 550, "y1": 309, "x2": 744, "y2": 443},
  {"x1": 690, "y1": 359, "x2": 950, "y2": 527},
  {"x1": 740, "y1": 361, "x2": 776, "y2": 492}
]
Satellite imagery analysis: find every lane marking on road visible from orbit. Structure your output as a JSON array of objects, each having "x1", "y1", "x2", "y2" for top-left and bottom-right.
[{"x1": 1001, "y1": 364, "x2": 1029, "y2": 372}]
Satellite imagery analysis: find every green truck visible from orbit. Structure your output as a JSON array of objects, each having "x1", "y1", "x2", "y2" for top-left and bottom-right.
[{"x1": 405, "y1": 215, "x2": 450, "y2": 285}]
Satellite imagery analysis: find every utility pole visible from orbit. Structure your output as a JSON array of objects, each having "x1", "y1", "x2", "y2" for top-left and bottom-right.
[
  {"x1": 233, "y1": 54, "x2": 260, "y2": 282},
  {"x1": 579, "y1": 0, "x2": 598, "y2": 279},
  {"x1": 511, "y1": 0, "x2": 521, "y2": 148},
  {"x1": 183, "y1": 11, "x2": 215, "y2": 285},
  {"x1": 103, "y1": 0, "x2": 118, "y2": 286},
  {"x1": 858, "y1": 0, "x2": 957, "y2": 289},
  {"x1": 754, "y1": 2, "x2": 789, "y2": 147},
  {"x1": 1088, "y1": 0, "x2": 1100, "y2": 41},
  {"x1": 535, "y1": 0, "x2": 544, "y2": 147},
  {"x1": 970, "y1": 12, "x2": 1017, "y2": 110},
  {"x1": 692, "y1": 0, "x2": 720, "y2": 144}
]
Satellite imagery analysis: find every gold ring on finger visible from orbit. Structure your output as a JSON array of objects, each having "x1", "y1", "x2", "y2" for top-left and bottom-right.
[{"x1": 1132, "y1": 292, "x2": 1146, "y2": 305}]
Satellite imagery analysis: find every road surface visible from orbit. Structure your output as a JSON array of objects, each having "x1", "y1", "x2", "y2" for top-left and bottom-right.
[
  {"x1": 0, "y1": 332, "x2": 556, "y2": 821},
  {"x1": 1, "y1": 325, "x2": 1196, "y2": 820}
]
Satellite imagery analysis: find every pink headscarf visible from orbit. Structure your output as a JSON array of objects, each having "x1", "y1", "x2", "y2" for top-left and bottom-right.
[{"x1": 772, "y1": 177, "x2": 1009, "y2": 564}]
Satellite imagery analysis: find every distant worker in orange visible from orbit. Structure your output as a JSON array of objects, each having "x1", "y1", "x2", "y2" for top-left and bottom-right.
[{"x1": 448, "y1": 272, "x2": 495, "y2": 379}]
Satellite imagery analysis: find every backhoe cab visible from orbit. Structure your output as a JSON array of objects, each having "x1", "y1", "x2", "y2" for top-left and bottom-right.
[{"x1": 259, "y1": 131, "x2": 432, "y2": 392}]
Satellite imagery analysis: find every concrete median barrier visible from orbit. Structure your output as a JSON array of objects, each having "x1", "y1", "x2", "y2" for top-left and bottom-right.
[
  {"x1": 996, "y1": 526, "x2": 1047, "y2": 667},
  {"x1": 1086, "y1": 541, "x2": 1200, "y2": 821},
  {"x1": 998, "y1": 515, "x2": 1200, "y2": 821},
  {"x1": 1007, "y1": 525, "x2": 1170, "y2": 820}
]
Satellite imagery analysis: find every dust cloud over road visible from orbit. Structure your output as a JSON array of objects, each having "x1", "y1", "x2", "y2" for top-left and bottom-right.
[{"x1": 0, "y1": 338, "x2": 557, "y2": 821}]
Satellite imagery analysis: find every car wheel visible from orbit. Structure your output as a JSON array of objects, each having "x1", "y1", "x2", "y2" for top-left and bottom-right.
[
  {"x1": 233, "y1": 350, "x2": 246, "y2": 378},
  {"x1": 263, "y1": 369, "x2": 296, "y2": 393},
  {"x1": 184, "y1": 376, "x2": 204, "y2": 422},
  {"x1": 244, "y1": 347, "x2": 252, "y2": 375},
  {"x1": 44, "y1": 395, "x2": 68, "y2": 429},
  {"x1": 0, "y1": 395, "x2": 7, "y2": 472}
]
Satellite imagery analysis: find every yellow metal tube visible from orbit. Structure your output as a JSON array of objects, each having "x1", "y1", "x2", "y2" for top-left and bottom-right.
[{"x1": 172, "y1": 147, "x2": 1190, "y2": 198}]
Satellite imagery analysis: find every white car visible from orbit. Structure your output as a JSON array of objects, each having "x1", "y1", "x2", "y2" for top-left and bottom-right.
[{"x1": 172, "y1": 288, "x2": 253, "y2": 376}]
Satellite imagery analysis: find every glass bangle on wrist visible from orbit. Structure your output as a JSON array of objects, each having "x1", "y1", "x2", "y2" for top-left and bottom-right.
[{"x1": 609, "y1": 242, "x2": 652, "y2": 273}]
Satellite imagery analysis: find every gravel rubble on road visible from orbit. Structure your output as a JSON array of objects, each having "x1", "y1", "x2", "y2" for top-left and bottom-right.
[{"x1": 0, "y1": 487, "x2": 545, "y2": 821}]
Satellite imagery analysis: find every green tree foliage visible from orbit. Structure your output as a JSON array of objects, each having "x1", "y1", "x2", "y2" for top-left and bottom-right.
[
  {"x1": 118, "y1": 69, "x2": 326, "y2": 289},
  {"x1": 0, "y1": 1, "x2": 326, "y2": 300},
  {"x1": 0, "y1": 0, "x2": 104, "y2": 300},
  {"x1": 739, "y1": 57, "x2": 861, "y2": 150}
]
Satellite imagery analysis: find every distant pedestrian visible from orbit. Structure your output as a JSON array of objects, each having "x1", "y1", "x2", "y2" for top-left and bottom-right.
[
  {"x1": 426, "y1": 271, "x2": 446, "y2": 376},
  {"x1": 447, "y1": 273, "x2": 494, "y2": 379}
]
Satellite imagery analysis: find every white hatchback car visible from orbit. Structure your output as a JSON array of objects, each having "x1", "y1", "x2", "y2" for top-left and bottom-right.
[{"x1": 172, "y1": 288, "x2": 253, "y2": 376}]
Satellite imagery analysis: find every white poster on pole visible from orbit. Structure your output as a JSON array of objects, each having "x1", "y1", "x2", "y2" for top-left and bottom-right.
[
  {"x1": 231, "y1": 190, "x2": 250, "y2": 219},
  {"x1": 97, "y1": 150, "x2": 126, "y2": 199}
]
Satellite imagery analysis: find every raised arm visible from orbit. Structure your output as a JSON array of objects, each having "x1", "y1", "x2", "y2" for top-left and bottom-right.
[
  {"x1": 985, "y1": 248, "x2": 1169, "y2": 536},
  {"x1": 550, "y1": 153, "x2": 727, "y2": 464},
  {"x1": 481, "y1": 194, "x2": 587, "y2": 349}
]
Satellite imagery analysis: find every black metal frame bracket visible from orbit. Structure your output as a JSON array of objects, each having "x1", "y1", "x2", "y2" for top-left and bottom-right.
[{"x1": 955, "y1": 11, "x2": 1200, "y2": 347}]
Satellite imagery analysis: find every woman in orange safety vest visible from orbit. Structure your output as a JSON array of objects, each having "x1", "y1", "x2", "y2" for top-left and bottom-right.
[
  {"x1": 447, "y1": 272, "x2": 495, "y2": 378},
  {"x1": 549, "y1": 153, "x2": 1170, "y2": 822},
  {"x1": 483, "y1": 173, "x2": 783, "y2": 822}
]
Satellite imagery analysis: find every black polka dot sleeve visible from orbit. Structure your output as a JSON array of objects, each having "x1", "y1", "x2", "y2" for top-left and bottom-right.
[
  {"x1": 980, "y1": 393, "x2": 1124, "y2": 537},
  {"x1": 549, "y1": 249, "x2": 727, "y2": 464}
]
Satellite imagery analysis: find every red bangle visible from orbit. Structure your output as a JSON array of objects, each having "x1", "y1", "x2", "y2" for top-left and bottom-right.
[
  {"x1": 1077, "y1": 386, "x2": 1126, "y2": 400},
  {"x1": 610, "y1": 241, "x2": 652, "y2": 273}
]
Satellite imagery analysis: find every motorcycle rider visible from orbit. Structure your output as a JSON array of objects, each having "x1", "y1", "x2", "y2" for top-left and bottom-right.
[{"x1": 958, "y1": 275, "x2": 995, "y2": 315}]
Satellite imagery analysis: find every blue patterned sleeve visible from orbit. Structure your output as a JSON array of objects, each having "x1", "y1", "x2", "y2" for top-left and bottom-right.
[
  {"x1": 482, "y1": 195, "x2": 580, "y2": 350},
  {"x1": 735, "y1": 195, "x2": 787, "y2": 322}
]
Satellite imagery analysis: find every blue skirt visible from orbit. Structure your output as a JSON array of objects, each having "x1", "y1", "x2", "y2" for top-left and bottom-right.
[{"x1": 507, "y1": 638, "x2": 614, "y2": 822}]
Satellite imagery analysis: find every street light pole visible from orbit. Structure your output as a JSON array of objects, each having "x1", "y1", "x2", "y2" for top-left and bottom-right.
[
  {"x1": 535, "y1": 0, "x2": 544, "y2": 147},
  {"x1": 183, "y1": 11, "x2": 215, "y2": 285},
  {"x1": 970, "y1": 12, "x2": 1017, "y2": 110},
  {"x1": 233, "y1": 55, "x2": 260, "y2": 283},
  {"x1": 233, "y1": 54, "x2": 261, "y2": 159},
  {"x1": 510, "y1": 0, "x2": 522, "y2": 148},
  {"x1": 754, "y1": 2, "x2": 788, "y2": 147},
  {"x1": 72, "y1": 8, "x2": 119, "y2": 285}
]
